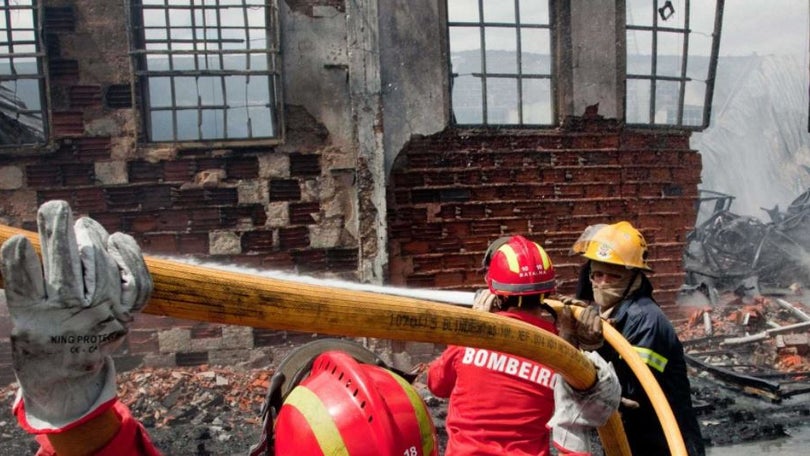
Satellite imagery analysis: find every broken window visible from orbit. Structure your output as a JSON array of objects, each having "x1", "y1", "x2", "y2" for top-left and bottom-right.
[
  {"x1": 447, "y1": 0, "x2": 554, "y2": 126},
  {"x1": 626, "y1": 0, "x2": 723, "y2": 130},
  {"x1": 0, "y1": 0, "x2": 47, "y2": 147},
  {"x1": 130, "y1": 0, "x2": 281, "y2": 143}
]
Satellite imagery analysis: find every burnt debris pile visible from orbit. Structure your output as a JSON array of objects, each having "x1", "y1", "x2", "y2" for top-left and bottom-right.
[
  {"x1": 684, "y1": 188, "x2": 810, "y2": 300},
  {"x1": 680, "y1": 189, "x2": 810, "y2": 403},
  {"x1": 677, "y1": 293, "x2": 810, "y2": 402}
]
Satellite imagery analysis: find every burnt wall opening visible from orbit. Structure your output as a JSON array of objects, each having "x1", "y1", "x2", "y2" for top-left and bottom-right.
[{"x1": 386, "y1": 121, "x2": 701, "y2": 317}]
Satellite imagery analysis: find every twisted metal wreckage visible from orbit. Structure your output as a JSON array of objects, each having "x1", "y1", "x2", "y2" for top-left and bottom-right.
[{"x1": 680, "y1": 189, "x2": 810, "y2": 402}]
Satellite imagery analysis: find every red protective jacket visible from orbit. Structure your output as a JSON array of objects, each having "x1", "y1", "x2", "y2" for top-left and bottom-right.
[
  {"x1": 33, "y1": 401, "x2": 161, "y2": 456},
  {"x1": 427, "y1": 310, "x2": 558, "y2": 456}
]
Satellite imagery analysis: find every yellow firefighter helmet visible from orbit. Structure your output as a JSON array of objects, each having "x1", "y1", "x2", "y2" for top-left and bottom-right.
[{"x1": 571, "y1": 221, "x2": 653, "y2": 271}]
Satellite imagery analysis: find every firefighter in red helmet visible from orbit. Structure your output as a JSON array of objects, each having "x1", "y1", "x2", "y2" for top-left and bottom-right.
[
  {"x1": 250, "y1": 339, "x2": 438, "y2": 456},
  {"x1": 1, "y1": 201, "x2": 439, "y2": 456},
  {"x1": 427, "y1": 235, "x2": 561, "y2": 455}
]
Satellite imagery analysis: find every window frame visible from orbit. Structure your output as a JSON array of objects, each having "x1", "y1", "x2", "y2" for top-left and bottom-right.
[
  {"x1": 445, "y1": 0, "x2": 558, "y2": 128},
  {"x1": 625, "y1": 0, "x2": 724, "y2": 131},
  {"x1": 0, "y1": 0, "x2": 51, "y2": 154},
  {"x1": 128, "y1": 0, "x2": 284, "y2": 147}
]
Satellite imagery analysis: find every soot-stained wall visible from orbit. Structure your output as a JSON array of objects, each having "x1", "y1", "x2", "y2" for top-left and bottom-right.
[{"x1": 0, "y1": 1, "x2": 704, "y2": 382}]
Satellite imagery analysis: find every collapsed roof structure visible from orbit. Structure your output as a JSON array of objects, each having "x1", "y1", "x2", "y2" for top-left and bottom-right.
[{"x1": 680, "y1": 189, "x2": 810, "y2": 402}]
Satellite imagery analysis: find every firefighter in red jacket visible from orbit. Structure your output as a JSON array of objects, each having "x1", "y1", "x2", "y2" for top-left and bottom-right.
[
  {"x1": 1, "y1": 200, "x2": 438, "y2": 456},
  {"x1": 427, "y1": 235, "x2": 617, "y2": 456},
  {"x1": 427, "y1": 236, "x2": 573, "y2": 455}
]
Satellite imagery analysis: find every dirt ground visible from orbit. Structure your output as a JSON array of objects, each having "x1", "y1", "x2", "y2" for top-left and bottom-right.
[{"x1": 1, "y1": 366, "x2": 808, "y2": 456}]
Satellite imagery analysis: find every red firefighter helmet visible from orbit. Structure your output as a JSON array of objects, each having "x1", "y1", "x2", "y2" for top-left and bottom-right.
[
  {"x1": 250, "y1": 339, "x2": 438, "y2": 456},
  {"x1": 486, "y1": 235, "x2": 556, "y2": 296}
]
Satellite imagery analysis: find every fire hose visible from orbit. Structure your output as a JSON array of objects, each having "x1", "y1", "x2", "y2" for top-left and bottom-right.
[
  {"x1": 0, "y1": 223, "x2": 685, "y2": 455},
  {"x1": 544, "y1": 300, "x2": 688, "y2": 456}
]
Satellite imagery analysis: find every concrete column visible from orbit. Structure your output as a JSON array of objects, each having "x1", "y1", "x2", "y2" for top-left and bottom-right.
[
  {"x1": 379, "y1": 0, "x2": 450, "y2": 175},
  {"x1": 556, "y1": 0, "x2": 625, "y2": 120},
  {"x1": 347, "y1": 0, "x2": 388, "y2": 284}
]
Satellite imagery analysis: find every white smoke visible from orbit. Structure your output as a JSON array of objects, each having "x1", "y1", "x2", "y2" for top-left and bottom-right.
[
  {"x1": 153, "y1": 255, "x2": 476, "y2": 306},
  {"x1": 693, "y1": 55, "x2": 810, "y2": 218}
]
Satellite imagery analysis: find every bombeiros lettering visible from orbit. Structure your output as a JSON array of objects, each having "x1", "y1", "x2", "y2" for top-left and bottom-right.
[{"x1": 461, "y1": 347, "x2": 556, "y2": 388}]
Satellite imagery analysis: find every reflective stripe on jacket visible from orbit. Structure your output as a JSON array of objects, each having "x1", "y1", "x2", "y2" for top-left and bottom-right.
[{"x1": 597, "y1": 293, "x2": 706, "y2": 456}]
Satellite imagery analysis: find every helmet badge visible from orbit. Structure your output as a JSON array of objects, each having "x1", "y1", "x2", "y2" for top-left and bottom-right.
[{"x1": 596, "y1": 244, "x2": 612, "y2": 259}]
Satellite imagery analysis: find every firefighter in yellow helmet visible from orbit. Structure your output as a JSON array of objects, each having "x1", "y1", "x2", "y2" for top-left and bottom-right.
[{"x1": 572, "y1": 221, "x2": 706, "y2": 456}]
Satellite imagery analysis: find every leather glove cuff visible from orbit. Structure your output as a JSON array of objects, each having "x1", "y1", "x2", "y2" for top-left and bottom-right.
[{"x1": 14, "y1": 357, "x2": 119, "y2": 434}]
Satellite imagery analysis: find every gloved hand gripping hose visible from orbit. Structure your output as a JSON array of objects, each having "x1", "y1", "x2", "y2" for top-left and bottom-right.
[{"x1": 545, "y1": 299, "x2": 689, "y2": 456}]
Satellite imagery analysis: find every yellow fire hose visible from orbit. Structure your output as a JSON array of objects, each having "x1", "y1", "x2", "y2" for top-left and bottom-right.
[
  {"x1": 0, "y1": 223, "x2": 682, "y2": 455},
  {"x1": 544, "y1": 300, "x2": 688, "y2": 456}
]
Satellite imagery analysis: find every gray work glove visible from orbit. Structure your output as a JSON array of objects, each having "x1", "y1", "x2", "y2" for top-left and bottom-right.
[
  {"x1": 557, "y1": 295, "x2": 588, "y2": 308},
  {"x1": 547, "y1": 351, "x2": 621, "y2": 454},
  {"x1": 557, "y1": 298, "x2": 604, "y2": 351},
  {"x1": 1, "y1": 200, "x2": 153, "y2": 433},
  {"x1": 471, "y1": 288, "x2": 502, "y2": 312}
]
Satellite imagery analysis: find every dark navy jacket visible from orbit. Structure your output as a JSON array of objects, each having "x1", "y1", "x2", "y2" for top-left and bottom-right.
[{"x1": 578, "y1": 263, "x2": 705, "y2": 456}]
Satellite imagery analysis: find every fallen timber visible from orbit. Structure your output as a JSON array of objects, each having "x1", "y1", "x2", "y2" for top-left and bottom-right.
[
  {"x1": 684, "y1": 352, "x2": 783, "y2": 401},
  {"x1": 720, "y1": 320, "x2": 810, "y2": 346},
  {"x1": 682, "y1": 304, "x2": 810, "y2": 402},
  {"x1": 685, "y1": 351, "x2": 810, "y2": 401},
  {"x1": 0, "y1": 223, "x2": 692, "y2": 456},
  {"x1": 775, "y1": 298, "x2": 810, "y2": 321}
]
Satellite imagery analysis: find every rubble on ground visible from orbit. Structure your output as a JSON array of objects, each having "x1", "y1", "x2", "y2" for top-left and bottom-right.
[
  {"x1": 674, "y1": 286, "x2": 810, "y2": 446},
  {"x1": 677, "y1": 290, "x2": 810, "y2": 402},
  {"x1": 679, "y1": 187, "x2": 810, "y2": 447},
  {"x1": 117, "y1": 366, "x2": 268, "y2": 430},
  {"x1": 0, "y1": 366, "x2": 268, "y2": 456}
]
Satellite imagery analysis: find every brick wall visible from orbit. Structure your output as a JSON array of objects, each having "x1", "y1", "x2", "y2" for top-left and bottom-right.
[
  {"x1": 0, "y1": 2, "x2": 704, "y2": 381},
  {"x1": 0, "y1": 2, "x2": 366, "y2": 381},
  {"x1": 387, "y1": 123, "x2": 701, "y2": 319}
]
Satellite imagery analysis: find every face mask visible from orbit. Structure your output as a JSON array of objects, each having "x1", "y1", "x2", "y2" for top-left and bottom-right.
[
  {"x1": 593, "y1": 284, "x2": 626, "y2": 310},
  {"x1": 589, "y1": 262, "x2": 635, "y2": 310}
]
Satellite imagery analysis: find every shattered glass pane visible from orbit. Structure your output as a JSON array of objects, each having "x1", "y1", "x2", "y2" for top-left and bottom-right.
[
  {"x1": 486, "y1": 78, "x2": 518, "y2": 124},
  {"x1": 133, "y1": 0, "x2": 280, "y2": 142},
  {"x1": 0, "y1": 1, "x2": 46, "y2": 146},
  {"x1": 521, "y1": 78, "x2": 552, "y2": 124}
]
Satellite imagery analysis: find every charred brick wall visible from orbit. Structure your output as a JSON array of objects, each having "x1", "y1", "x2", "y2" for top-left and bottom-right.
[
  {"x1": 387, "y1": 123, "x2": 701, "y2": 321},
  {"x1": 0, "y1": 1, "x2": 363, "y2": 382},
  {"x1": 0, "y1": 1, "x2": 705, "y2": 381}
]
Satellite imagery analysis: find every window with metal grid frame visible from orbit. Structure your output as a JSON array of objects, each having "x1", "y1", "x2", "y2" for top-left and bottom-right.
[
  {"x1": 0, "y1": 0, "x2": 47, "y2": 147},
  {"x1": 129, "y1": 0, "x2": 281, "y2": 143},
  {"x1": 447, "y1": 0, "x2": 555, "y2": 127},
  {"x1": 625, "y1": 0, "x2": 722, "y2": 130}
]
